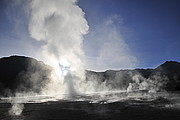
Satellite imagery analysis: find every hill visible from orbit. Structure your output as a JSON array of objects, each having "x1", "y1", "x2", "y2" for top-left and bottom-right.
[
  {"x1": 85, "y1": 61, "x2": 180, "y2": 91},
  {"x1": 0, "y1": 56, "x2": 180, "y2": 96},
  {"x1": 0, "y1": 56, "x2": 52, "y2": 96}
]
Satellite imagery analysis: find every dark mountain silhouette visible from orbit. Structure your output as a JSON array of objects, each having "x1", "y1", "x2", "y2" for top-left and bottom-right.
[
  {"x1": 152, "y1": 61, "x2": 180, "y2": 90},
  {"x1": 0, "y1": 56, "x2": 52, "y2": 96},
  {"x1": 0, "y1": 56, "x2": 180, "y2": 96},
  {"x1": 85, "y1": 61, "x2": 180, "y2": 91}
]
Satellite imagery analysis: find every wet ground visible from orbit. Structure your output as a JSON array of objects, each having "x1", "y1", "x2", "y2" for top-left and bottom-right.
[{"x1": 0, "y1": 91, "x2": 180, "y2": 120}]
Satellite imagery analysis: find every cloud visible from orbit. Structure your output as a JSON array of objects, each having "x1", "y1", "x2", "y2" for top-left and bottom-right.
[{"x1": 84, "y1": 15, "x2": 138, "y2": 71}]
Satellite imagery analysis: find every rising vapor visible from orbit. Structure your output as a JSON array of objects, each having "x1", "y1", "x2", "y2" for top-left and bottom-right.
[
  {"x1": 84, "y1": 15, "x2": 137, "y2": 71},
  {"x1": 1, "y1": 1, "x2": 180, "y2": 119},
  {"x1": 28, "y1": 0, "x2": 89, "y2": 95}
]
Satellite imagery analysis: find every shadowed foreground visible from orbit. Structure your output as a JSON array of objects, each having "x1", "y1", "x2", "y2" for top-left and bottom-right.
[{"x1": 0, "y1": 99, "x2": 180, "y2": 120}]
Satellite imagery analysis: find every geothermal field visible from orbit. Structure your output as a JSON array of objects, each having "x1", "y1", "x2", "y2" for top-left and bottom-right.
[
  {"x1": 0, "y1": 90, "x2": 180, "y2": 120},
  {"x1": 0, "y1": 56, "x2": 180, "y2": 120},
  {"x1": 0, "y1": 0, "x2": 180, "y2": 120}
]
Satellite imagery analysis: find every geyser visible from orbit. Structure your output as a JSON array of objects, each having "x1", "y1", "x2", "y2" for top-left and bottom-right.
[{"x1": 28, "y1": 0, "x2": 89, "y2": 96}]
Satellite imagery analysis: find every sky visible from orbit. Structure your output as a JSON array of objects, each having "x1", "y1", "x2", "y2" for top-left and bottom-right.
[{"x1": 0, "y1": 0, "x2": 180, "y2": 71}]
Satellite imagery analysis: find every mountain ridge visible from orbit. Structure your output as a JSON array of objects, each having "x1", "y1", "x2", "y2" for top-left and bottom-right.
[
  {"x1": 0, "y1": 55, "x2": 52, "y2": 96},
  {"x1": 0, "y1": 56, "x2": 180, "y2": 96}
]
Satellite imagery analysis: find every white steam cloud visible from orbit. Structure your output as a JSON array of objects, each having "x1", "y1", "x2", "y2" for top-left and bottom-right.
[
  {"x1": 28, "y1": 0, "x2": 89, "y2": 95},
  {"x1": 8, "y1": 97, "x2": 24, "y2": 116},
  {"x1": 84, "y1": 15, "x2": 137, "y2": 71},
  {"x1": 2, "y1": 0, "x2": 144, "y2": 99},
  {"x1": 9, "y1": 103, "x2": 24, "y2": 116},
  {"x1": 29, "y1": 0, "x2": 88, "y2": 72}
]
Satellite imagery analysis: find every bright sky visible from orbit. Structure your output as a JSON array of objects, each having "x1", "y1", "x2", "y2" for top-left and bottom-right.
[{"x1": 0, "y1": 0, "x2": 180, "y2": 71}]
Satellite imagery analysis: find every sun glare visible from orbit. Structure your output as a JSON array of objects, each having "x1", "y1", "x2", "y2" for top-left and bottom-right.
[{"x1": 59, "y1": 58, "x2": 70, "y2": 67}]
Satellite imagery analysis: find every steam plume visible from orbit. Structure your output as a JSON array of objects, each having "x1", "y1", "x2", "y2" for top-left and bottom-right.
[
  {"x1": 28, "y1": 0, "x2": 89, "y2": 95},
  {"x1": 84, "y1": 15, "x2": 137, "y2": 71},
  {"x1": 9, "y1": 103, "x2": 24, "y2": 116},
  {"x1": 9, "y1": 97, "x2": 24, "y2": 116}
]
